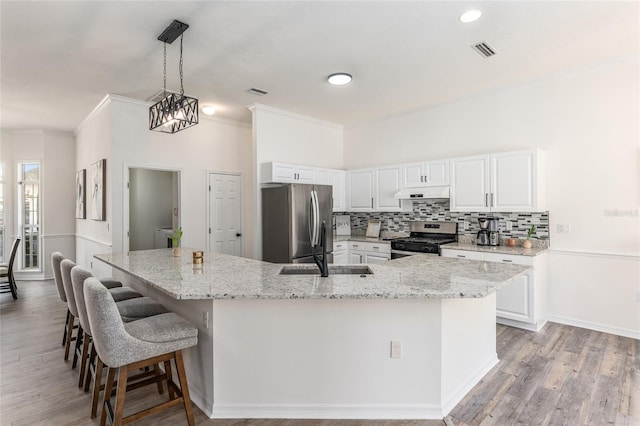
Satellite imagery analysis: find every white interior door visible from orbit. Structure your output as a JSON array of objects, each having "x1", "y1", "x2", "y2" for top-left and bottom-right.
[{"x1": 209, "y1": 172, "x2": 242, "y2": 256}]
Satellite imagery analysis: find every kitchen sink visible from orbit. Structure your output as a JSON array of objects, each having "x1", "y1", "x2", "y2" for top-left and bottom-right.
[{"x1": 278, "y1": 265, "x2": 373, "y2": 276}]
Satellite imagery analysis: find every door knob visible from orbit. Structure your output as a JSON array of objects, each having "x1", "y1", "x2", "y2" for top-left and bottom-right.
[{"x1": 236, "y1": 233, "x2": 242, "y2": 237}]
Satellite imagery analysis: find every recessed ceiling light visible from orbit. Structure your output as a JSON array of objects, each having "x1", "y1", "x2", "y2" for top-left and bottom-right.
[
  {"x1": 327, "y1": 73, "x2": 352, "y2": 86},
  {"x1": 460, "y1": 10, "x2": 482, "y2": 23},
  {"x1": 202, "y1": 105, "x2": 216, "y2": 115}
]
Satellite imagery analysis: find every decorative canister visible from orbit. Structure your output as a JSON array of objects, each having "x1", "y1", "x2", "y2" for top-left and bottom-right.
[
  {"x1": 522, "y1": 239, "x2": 532, "y2": 249},
  {"x1": 192, "y1": 250, "x2": 204, "y2": 264},
  {"x1": 507, "y1": 238, "x2": 517, "y2": 247}
]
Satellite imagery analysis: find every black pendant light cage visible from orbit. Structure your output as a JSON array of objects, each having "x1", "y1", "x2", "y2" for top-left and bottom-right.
[{"x1": 149, "y1": 20, "x2": 199, "y2": 134}]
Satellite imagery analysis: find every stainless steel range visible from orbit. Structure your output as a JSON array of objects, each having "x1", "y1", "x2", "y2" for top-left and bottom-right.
[{"x1": 390, "y1": 221, "x2": 458, "y2": 259}]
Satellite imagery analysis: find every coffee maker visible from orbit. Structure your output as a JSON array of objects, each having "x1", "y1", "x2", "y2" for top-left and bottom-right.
[
  {"x1": 487, "y1": 217, "x2": 500, "y2": 246},
  {"x1": 476, "y1": 218, "x2": 490, "y2": 246},
  {"x1": 477, "y1": 217, "x2": 500, "y2": 246}
]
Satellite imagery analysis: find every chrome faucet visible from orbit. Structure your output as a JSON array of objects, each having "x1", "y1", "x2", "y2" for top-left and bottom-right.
[{"x1": 312, "y1": 221, "x2": 329, "y2": 277}]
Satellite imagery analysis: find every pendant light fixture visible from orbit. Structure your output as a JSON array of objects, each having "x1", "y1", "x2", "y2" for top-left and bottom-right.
[{"x1": 149, "y1": 20, "x2": 198, "y2": 134}]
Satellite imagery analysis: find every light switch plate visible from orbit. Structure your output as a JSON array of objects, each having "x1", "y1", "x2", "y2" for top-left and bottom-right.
[{"x1": 557, "y1": 224, "x2": 571, "y2": 234}]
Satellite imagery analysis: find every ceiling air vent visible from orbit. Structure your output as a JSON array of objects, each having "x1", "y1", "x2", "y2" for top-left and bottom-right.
[
  {"x1": 472, "y1": 41, "x2": 497, "y2": 58},
  {"x1": 248, "y1": 87, "x2": 269, "y2": 96}
]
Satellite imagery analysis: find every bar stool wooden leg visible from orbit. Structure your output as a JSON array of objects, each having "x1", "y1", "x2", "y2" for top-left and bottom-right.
[
  {"x1": 113, "y1": 366, "x2": 129, "y2": 426},
  {"x1": 63, "y1": 313, "x2": 76, "y2": 361},
  {"x1": 92, "y1": 357, "x2": 105, "y2": 419},
  {"x1": 163, "y1": 360, "x2": 174, "y2": 399},
  {"x1": 72, "y1": 324, "x2": 83, "y2": 369},
  {"x1": 62, "y1": 310, "x2": 70, "y2": 346},
  {"x1": 100, "y1": 367, "x2": 116, "y2": 426},
  {"x1": 78, "y1": 331, "x2": 91, "y2": 387},
  {"x1": 153, "y1": 363, "x2": 165, "y2": 395},
  {"x1": 85, "y1": 344, "x2": 96, "y2": 392},
  {"x1": 175, "y1": 351, "x2": 195, "y2": 426}
]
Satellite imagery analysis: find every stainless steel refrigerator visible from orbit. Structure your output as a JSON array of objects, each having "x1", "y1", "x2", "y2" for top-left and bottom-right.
[{"x1": 262, "y1": 183, "x2": 333, "y2": 263}]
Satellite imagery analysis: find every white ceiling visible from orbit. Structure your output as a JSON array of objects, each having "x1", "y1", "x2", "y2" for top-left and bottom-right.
[{"x1": 1, "y1": 1, "x2": 638, "y2": 132}]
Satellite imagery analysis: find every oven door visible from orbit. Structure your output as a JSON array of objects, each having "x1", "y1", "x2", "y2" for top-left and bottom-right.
[{"x1": 391, "y1": 249, "x2": 417, "y2": 260}]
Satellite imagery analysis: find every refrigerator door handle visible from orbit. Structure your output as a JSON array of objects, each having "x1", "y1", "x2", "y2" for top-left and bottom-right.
[
  {"x1": 308, "y1": 192, "x2": 316, "y2": 247},
  {"x1": 314, "y1": 190, "x2": 321, "y2": 246},
  {"x1": 309, "y1": 190, "x2": 319, "y2": 247}
]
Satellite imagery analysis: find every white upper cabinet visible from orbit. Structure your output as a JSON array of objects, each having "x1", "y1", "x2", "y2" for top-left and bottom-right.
[
  {"x1": 318, "y1": 168, "x2": 346, "y2": 212},
  {"x1": 374, "y1": 165, "x2": 404, "y2": 212},
  {"x1": 402, "y1": 159, "x2": 449, "y2": 188},
  {"x1": 261, "y1": 162, "x2": 316, "y2": 184},
  {"x1": 346, "y1": 169, "x2": 375, "y2": 211},
  {"x1": 450, "y1": 150, "x2": 544, "y2": 212}
]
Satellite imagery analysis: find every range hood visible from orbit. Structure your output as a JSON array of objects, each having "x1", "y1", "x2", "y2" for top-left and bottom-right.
[{"x1": 393, "y1": 186, "x2": 450, "y2": 200}]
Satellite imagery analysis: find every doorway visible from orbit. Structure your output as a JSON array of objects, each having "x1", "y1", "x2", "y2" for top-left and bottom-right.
[
  {"x1": 127, "y1": 167, "x2": 180, "y2": 252},
  {"x1": 208, "y1": 172, "x2": 242, "y2": 256}
]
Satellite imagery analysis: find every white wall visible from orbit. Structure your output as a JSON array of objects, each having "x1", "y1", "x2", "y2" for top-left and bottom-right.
[
  {"x1": 0, "y1": 130, "x2": 76, "y2": 278},
  {"x1": 249, "y1": 104, "x2": 344, "y2": 259},
  {"x1": 344, "y1": 57, "x2": 640, "y2": 337},
  {"x1": 73, "y1": 95, "x2": 253, "y2": 269}
]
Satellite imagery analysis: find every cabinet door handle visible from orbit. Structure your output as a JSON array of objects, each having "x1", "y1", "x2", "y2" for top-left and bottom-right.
[
  {"x1": 398, "y1": 200, "x2": 401, "y2": 208},
  {"x1": 420, "y1": 176, "x2": 424, "y2": 183},
  {"x1": 485, "y1": 193, "x2": 488, "y2": 207},
  {"x1": 457, "y1": 254, "x2": 466, "y2": 258},
  {"x1": 501, "y1": 259, "x2": 513, "y2": 263},
  {"x1": 491, "y1": 193, "x2": 495, "y2": 207},
  {"x1": 353, "y1": 244, "x2": 359, "y2": 248},
  {"x1": 373, "y1": 246, "x2": 379, "y2": 250},
  {"x1": 424, "y1": 175, "x2": 428, "y2": 183},
  {"x1": 371, "y1": 198, "x2": 374, "y2": 208}
]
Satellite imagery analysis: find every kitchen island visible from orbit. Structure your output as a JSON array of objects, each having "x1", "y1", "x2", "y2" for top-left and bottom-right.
[{"x1": 95, "y1": 249, "x2": 530, "y2": 420}]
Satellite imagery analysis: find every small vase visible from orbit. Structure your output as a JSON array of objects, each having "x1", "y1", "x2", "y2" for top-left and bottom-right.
[
  {"x1": 172, "y1": 246, "x2": 182, "y2": 257},
  {"x1": 522, "y1": 239, "x2": 532, "y2": 249}
]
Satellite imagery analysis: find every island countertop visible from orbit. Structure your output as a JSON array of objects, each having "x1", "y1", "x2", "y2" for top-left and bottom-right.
[{"x1": 94, "y1": 248, "x2": 531, "y2": 301}]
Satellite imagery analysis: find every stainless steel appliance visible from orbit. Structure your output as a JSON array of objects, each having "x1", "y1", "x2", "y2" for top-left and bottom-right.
[
  {"x1": 262, "y1": 184, "x2": 333, "y2": 264},
  {"x1": 487, "y1": 217, "x2": 500, "y2": 246},
  {"x1": 476, "y1": 218, "x2": 490, "y2": 246},
  {"x1": 390, "y1": 221, "x2": 458, "y2": 258}
]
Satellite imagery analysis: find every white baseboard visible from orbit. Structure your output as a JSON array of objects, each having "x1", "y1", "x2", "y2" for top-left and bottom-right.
[
  {"x1": 547, "y1": 315, "x2": 640, "y2": 340},
  {"x1": 189, "y1": 386, "x2": 214, "y2": 419},
  {"x1": 497, "y1": 317, "x2": 547, "y2": 332},
  {"x1": 210, "y1": 403, "x2": 443, "y2": 420},
  {"x1": 441, "y1": 353, "x2": 499, "y2": 416}
]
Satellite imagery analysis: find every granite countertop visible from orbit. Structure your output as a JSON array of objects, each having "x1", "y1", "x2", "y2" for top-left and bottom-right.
[
  {"x1": 334, "y1": 235, "x2": 393, "y2": 244},
  {"x1": 442, "y1": 242, "x2": 548, "y2": 256},
  {"x1": 94, "y1": 248, "x2": 530, "y2": 301}
]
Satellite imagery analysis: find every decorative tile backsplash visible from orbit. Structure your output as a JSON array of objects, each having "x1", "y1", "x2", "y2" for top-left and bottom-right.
[{"x1": 335, "y1": 199, "x2": 549, "y2": 239}]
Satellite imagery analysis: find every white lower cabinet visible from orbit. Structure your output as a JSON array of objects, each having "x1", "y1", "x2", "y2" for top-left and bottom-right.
[
  {"x1": 333, "y1": 241, "x2": 391, "y2": 264},
  {"x1": 441, "y1": 248, "x2": 547, "y2": 331}
]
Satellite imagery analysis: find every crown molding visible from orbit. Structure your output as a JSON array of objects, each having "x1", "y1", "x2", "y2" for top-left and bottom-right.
[{"x1": 247, "y1": 103, "x2": 343, "y2": 130}]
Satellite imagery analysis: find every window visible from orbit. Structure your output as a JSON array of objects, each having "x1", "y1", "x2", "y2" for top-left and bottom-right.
[
  {"x1": 0, "y1": 163, "x2": 4, "y2": 264},
  {"x1": 18, "y1": 162, "x2": 40, "y2": 270}
]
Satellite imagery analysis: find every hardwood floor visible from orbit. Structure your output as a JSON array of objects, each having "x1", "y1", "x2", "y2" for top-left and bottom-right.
[{"x1": 1, "y1": 280, "x2": 638, "y2": 425}]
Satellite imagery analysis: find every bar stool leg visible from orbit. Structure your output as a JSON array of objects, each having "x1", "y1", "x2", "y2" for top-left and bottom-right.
[
  {"x1": 153, "y1": 363, "x2": 165, "y2": 395},
  {"x1": 100, "y1": 367, "x2": 116, "y2": 426},
  {"x1": 175, "y1": 351, "x2": 195, "y2": 426},
  {"x1": 85, "y1": 344, "x2": 96, "y2": 392},
  {"x1": 63, "y1": 314, "x2": 76, "y2": 361},
  {"x1": 163, "y1": 360, "x2": 174, "y2": 399},
  {"x1": 114, "y1": 366, "x2": 129, "y2": 426},
  {"x1": 72, "y1": 324, "x2": 83, "y2": 368},
  {"x1": 62, "y1": 310, "x2": 70, "y2": 346},
  {"x1": 92, "y1": 357, "x2": 105, "y2": 419},
  {"x1": 78, "y1": 331, "x2": 91, "y2": 387}
]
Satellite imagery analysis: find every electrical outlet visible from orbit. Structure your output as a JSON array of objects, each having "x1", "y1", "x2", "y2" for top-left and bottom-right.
[
  {"x1": 557, "y1": 224, "x2": 571, "y2": 234},
  {"x1": 388, "y1": 219, "x2": 393, "y2": 227},
  {"x1": 505, "y1": 222, "x2": 513, "y2": 231},
  {"x1": 463, "y1": 221, "x2": 469, "y2": 230},
  {"x1": 203, "y1": 312, "x2": 209, "y2": 329},
  {"x1": 390, "y1": 340, "x2": 402, "y2": 359}
]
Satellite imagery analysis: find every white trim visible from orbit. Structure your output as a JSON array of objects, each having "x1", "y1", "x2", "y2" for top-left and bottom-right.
[
  {"x1": 441, "y1": 353, "x2": 499, "y2": 416},
  {"x1": 497, "y1": 317, "x2": 547, "y2": 332},
  {"x1": 74, "y1": 94, "x2": 112, "y2": 135},
  {"x1": 547, "y1": 317, "x2": 640, "y2": 340},
  {"x1": 210, "y1": 402, "x2": 443, "y2": 420},
  {"x1": 41, "y1": 233, "x2": 76, "y2": 239},
  {"x1": 75, "y1": 234, "x2": 112, "y2": 248},
  {"x1": 548, "y1": 249, "x2": 639, "y2": 261},
  {"x1": 247, "y1": 103, "x2": 343, "y2": 130}
]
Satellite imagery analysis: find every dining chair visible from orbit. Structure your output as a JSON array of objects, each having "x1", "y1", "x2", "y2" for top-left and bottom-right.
[{"x1": 0, "y1": 237, "x2": 21, "y2": 300}]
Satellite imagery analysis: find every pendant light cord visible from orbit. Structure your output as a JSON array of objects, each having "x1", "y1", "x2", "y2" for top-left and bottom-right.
[
  {"x1": 163, "y1": 42, "x2": 167, "y2": 97},
  {"x1": 179, "y1": 34, "x2": 184, "y2": 95}
]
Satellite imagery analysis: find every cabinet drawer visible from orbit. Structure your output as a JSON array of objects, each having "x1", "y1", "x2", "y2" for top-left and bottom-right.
[
  {"x1": 349, "y1": 241, "x2": 390, "y2": 254},
  {"x1": 333, "y1": 242, "x2": 348, "y2": 251},
  {"x1": 483, "y1": 253, "x2": 533, "y2": 266},
  {"x1": 441, "y1": 249, "x2": 483, "y2": 261}
]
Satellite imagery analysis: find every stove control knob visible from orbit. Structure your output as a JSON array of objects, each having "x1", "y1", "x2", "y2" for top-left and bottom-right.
[
  {"x1": 421, "y1": 245, "x2": 429, "y2": 252},
  {"x1": 397, "y1": 243, "x2": 405, "y2": 250}
]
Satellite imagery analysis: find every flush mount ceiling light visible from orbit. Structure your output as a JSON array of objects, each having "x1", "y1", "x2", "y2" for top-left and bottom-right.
[
  {"x1": 149, "y1": 20, "x2": 199, "y2": 134},
  {"x1": 459, "y1": 10, "x2": 482, "y2": 23},
  {"x1": 202, "y1": 105, "x2": 216, "y2": 116},
  {"x1": 327, "y1": 73, "x2": 352, "y2": 86}
]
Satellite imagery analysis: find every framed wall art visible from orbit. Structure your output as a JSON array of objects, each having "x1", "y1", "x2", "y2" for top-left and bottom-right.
[
  {"x1": 75, "y1": 169, "x2": 86, "y2": 219},
  {"x1": 91, "y1": 159, "x2": 106, "y2": 221}
]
